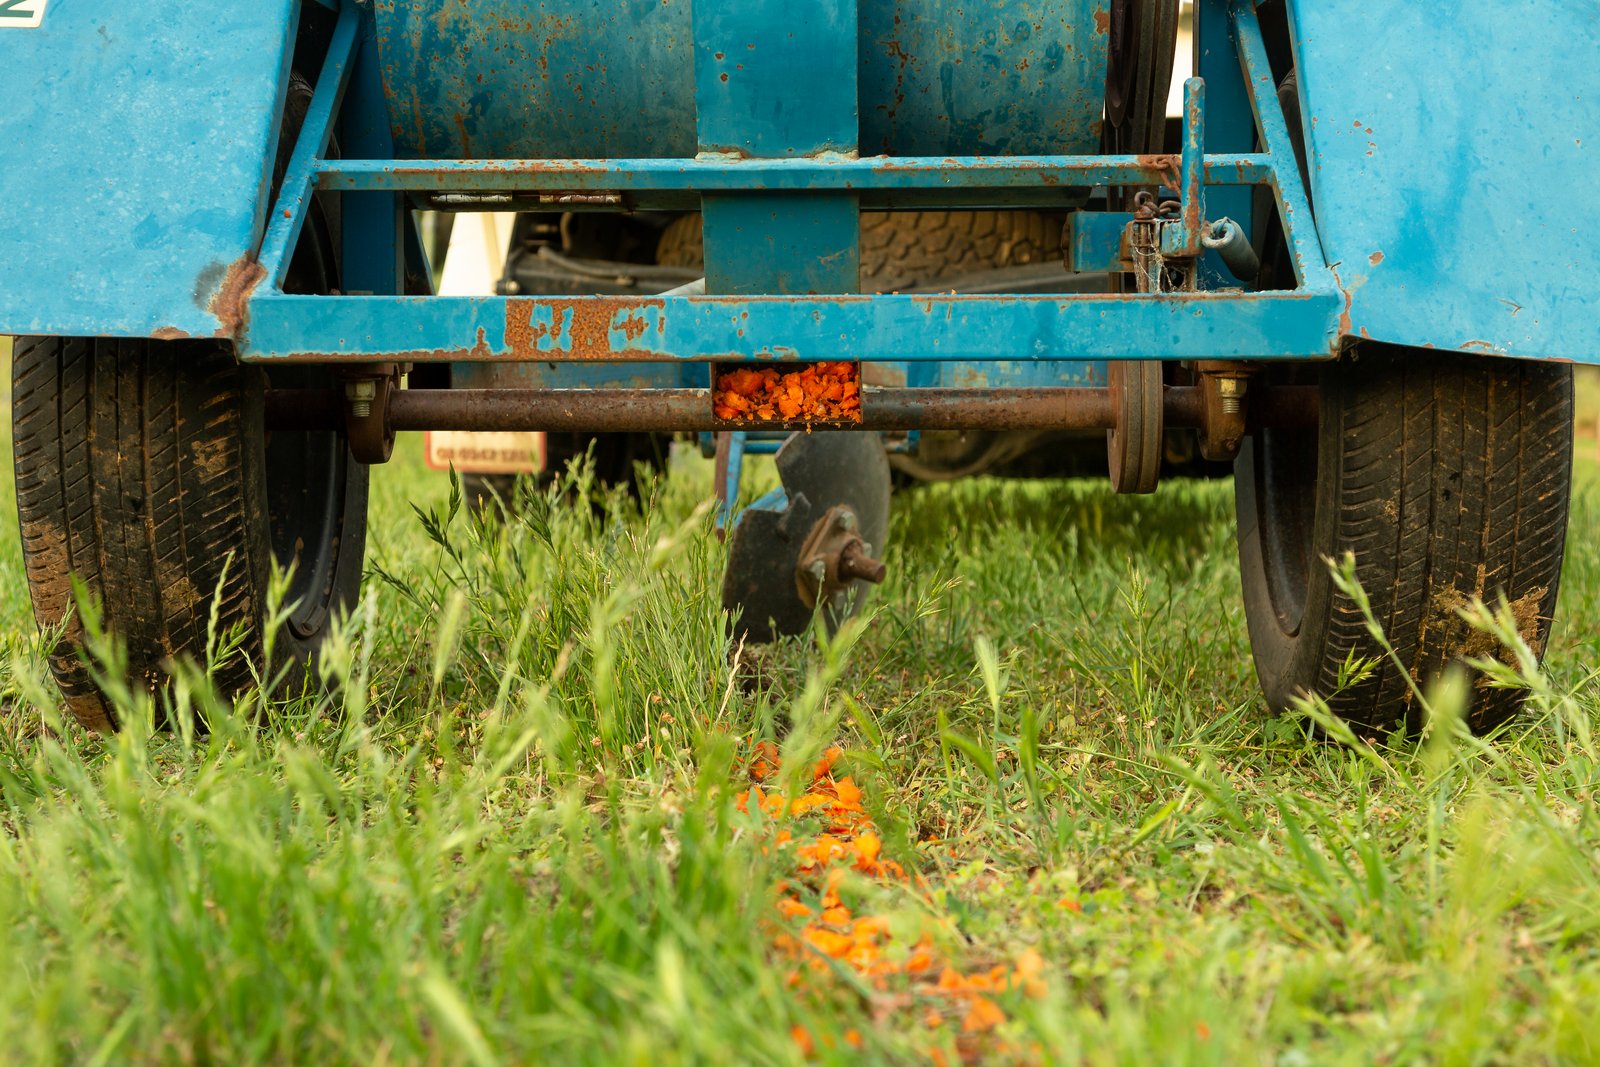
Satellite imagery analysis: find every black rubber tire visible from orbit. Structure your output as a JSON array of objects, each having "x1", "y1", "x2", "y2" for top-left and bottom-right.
[
  {"x1": 655, "y1": 210, "x2": 1055, "y2": 293},
  {"x1": 542, "y1": 430, "x2": 667, "y2": 494},
  {"x1": 462, "y1": 472, "x2": 523, "y2": 515},
  {"x1": 1235, "y1": 346, "x2": 1572, "y2": 735},
  {"x1": 1104, "y1": 0, "x2": 1182, "y2": 158},
  {"x1": 13, "y1": 338, "x2": 367, "y2": 730}
]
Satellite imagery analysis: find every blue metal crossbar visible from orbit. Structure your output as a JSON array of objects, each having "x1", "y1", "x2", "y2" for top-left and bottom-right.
[
  {"x1": 243, "y1": 290, "x2": 1341, "y2": 363},
  {"x1": 256, "y1": 1, "x2": 360, "y2": 290},
  {"x1": 308, "y1": 155, "x2": 1275, "y2": 195},
  {"x1": 1232, "y1": 1, "x2": 1327, "y2": 290}
]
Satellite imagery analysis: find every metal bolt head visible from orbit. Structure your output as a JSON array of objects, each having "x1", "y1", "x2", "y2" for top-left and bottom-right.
[
  {"x1": 805, "y1": 559, "x2": 827, "y2": 585},
  {"x1": 345, "y1": 379, "x2": 378, "y2": 420},
  {"x1": 833, "y1": 509, "x2": 857, "y2": 533},
  {"x1": 1215, "y1": 376, "x2": 1246, "y2": 415}
]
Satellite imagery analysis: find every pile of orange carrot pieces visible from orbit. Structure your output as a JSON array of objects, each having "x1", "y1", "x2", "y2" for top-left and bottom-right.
[
  {"x1": 738, "y1": 742, "x2": 1047, "y2": 1063},
  {"x1": 713, "y1": 362, "x2": 862, "y2": 423}
]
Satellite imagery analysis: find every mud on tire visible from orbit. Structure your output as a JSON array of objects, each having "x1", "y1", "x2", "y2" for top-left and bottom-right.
[{"x1": 1235, "y1": 345, "x2": 1572, "y2": 735}]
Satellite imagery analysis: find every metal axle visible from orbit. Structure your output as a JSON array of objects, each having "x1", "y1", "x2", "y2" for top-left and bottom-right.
[{"x1": 264, "y1": 385, "x2": 1318, "y2": 435}]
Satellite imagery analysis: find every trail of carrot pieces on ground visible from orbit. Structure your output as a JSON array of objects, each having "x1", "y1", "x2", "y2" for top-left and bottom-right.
[
  {"x1": 714, "y1": 362, "x2": 862, "y2": 423},
  {"x1": 738, "y1": 742, "x2": 1045, "y2": 1064}
]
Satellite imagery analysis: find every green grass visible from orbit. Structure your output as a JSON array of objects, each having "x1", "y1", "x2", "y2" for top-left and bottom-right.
[{"x1": 3, "y1": 409, "x2": 1600, "y2": 1063}]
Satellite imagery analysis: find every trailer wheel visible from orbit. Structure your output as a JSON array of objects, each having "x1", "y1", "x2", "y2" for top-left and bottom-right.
[
  {"x1": 13, "y1": 337, "x2": 367, "y2": 730},
  {"x1": 1235, "y1": 347, "x2": 1571, "y2": 734}
]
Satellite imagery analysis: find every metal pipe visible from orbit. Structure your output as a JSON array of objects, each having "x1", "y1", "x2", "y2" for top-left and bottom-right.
[
  {"x1": 1201, "y1": 218, "x2": 1262, "y2": 282},
  {"x1": 265, "y1": 384, "x2": 1319, "y2": 434}
]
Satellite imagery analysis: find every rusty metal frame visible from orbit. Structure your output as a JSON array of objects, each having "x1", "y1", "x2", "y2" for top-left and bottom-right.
[
  {"x1": 242, "y1": 287, "x2": 1340, "y2": 363},
  {"x1": 243, "y1": 0, "x2": 1343, "y2": 373}
]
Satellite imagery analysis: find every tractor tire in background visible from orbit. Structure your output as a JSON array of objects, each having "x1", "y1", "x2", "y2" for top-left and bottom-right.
[
  {"x1": 1235, "y1": 347, "x2": 1572, "y2": 735},
  {"x1": 462, "y1": 431, "x2": 669, "y2": 513},
  {"x1": 655, "y1": 210, "x2": 1055, "y2": 292}
]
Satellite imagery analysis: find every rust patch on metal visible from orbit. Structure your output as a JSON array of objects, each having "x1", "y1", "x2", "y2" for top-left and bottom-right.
[
  {"x1": 1327, "y1": 263, "x2": 1356, "y2": 341},
  {"x1": 1134, "y1": 152, "x2": 1182, "y2": 189},
  {"x1": 151, "y1": 327, "x2": 189, "y2": 341},
  {"x1": 615, "y1": 307, "x2": 655, "y2": 344},
  {"x1": 590, "y1": 298, "x2": 664, "y2": 358},
  {"x1": 504, "y1": 301, "x2": 542, "y2": 359},
  {"x1": 1093, "y1": 8, "x2": 1111, "y2": 34},
  {"x1": 505, "y1": 297, "x2": 670, "y2": 361},
  {"x1": 207, "y1": 257, "x2": 267, "y2": 339},
  {"x1": 566, "y1": 300, "x2": 619, "y2": 359},
  {"x1": 1368, "y1": 250, "x2": 1385, "y2": 266}
]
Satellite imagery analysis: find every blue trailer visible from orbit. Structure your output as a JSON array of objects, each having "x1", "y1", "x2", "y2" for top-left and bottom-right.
[{"x1": 0, "y1": 0, "x2": 1592, "y2": 733}]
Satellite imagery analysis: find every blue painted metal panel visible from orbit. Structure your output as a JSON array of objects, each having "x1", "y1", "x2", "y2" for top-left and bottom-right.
[
  {"x1": 858, "y1": 0, "x2": 1112, "y2": 156},
  {"x1": 695, "y1": 0, "x2": 862, "y2": 296},
  {"x1": 341, "y1": 16, "x2": 404, "y2": 297},
  {"x1": 452, "y1": 362, "x2": 696, "y2": 391},
  {"x1": 371, "y1": 0, "x2": 699, "y2": 160},
  {"x1": 701, "y1": 195, "x2": 862, "y2": 294},
  {"x1": 0, "y1": 0, "x2": 296, "y2": 338},
  {"x1": 370, "y1": 1, "x2": 1110, "y2": 160},
  {"x1": 1066, "y1": 212, "x2": 1133, "y2": 273},
  {"x1": 1196, "y1": 0, "x2": 1255, "y2": 288},
  {"x1": 891, "y1": 360, "x2": 1107, "y2": 389},
  {"x1": 695, "y1": 1, "x2": 858, "y2": 158},
  {"x1": 241, "y1": 291, "x2": 1343, "y2": 363},
  {"x1": 1287, "y1": 0, "x2": 1600, "y2": 360}
]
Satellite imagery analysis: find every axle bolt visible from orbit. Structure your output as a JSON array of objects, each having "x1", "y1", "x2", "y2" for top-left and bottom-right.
[
  {"x1": 345, "y1": 379, "x2": 378, "y2": 419},
  {"x1": 838, "y1": 540, "x2": 887, "y2": 585},
  {"x1": 833, "y1": 510, "x2": 857, "y2": 533},
  {"x1": 1216, "y1": 376, "x2": 1247, "y2": 415}
]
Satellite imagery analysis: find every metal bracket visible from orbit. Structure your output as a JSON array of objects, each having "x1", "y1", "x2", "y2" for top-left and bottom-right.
[
  {"x1": 795, "y1": 505, "x2": 887, "y2": 611},
  {"x1": 339, "y1": 362, "x2": 399, "y2": 464}
]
